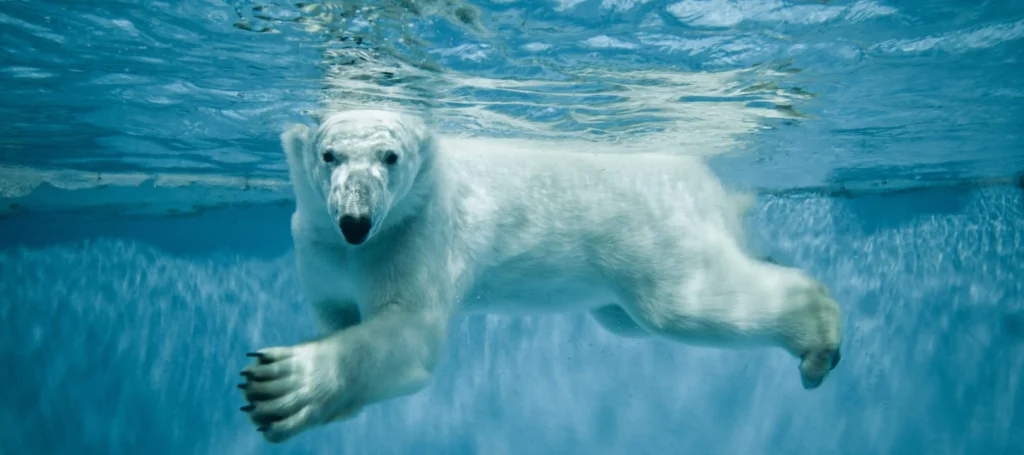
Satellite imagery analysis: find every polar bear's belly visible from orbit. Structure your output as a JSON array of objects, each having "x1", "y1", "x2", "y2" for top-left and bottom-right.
[{"x1": 460, "y1": 262, "x2": 619, "y2": 316}]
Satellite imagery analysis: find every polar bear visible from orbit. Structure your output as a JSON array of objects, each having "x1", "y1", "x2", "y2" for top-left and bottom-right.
[{"x1": 238, "y1": 109, "x2": 843, "y2": 443}]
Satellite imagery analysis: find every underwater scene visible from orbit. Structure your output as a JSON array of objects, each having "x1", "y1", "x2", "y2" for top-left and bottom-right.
[{"x1": 2, "y1": 1, "x2": 1023, "y2": 454}]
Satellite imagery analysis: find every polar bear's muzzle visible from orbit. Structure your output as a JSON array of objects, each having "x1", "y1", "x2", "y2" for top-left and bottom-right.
[{"x1": 332, "y1": 170, "x2": 386, "y2": 245}]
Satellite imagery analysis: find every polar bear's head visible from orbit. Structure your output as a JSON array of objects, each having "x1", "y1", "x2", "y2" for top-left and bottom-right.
[{"x1": 283, "y1": 109, "x2": 434, "y2": 246}]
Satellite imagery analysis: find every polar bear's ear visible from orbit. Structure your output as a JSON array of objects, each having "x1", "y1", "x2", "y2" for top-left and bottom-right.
[
  {"x1": 281, "y1": 123, "x2": 312, "y2": 166},
  {"x1": 282, "y1": 124, "x2": 312, "y2": 154}
]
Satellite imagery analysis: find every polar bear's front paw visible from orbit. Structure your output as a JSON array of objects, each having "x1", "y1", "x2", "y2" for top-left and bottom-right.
[{"x1": 238, "y1": 341, "x2": 362, "y2": 443}]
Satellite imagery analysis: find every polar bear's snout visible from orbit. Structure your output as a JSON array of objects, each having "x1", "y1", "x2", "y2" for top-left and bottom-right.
[{"x1": 329, "y1": 168, "x2": 388, "y2": 245}]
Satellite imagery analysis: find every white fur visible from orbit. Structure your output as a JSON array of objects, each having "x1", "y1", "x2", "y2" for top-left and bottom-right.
[{"x1": 239, "y1": 109, "x2": 843, "y2": 443}]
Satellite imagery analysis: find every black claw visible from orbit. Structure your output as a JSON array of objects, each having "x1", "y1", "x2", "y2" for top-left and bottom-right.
[
  {"x1": 246, "y1": 352, "x2": 267, "y2": 362},
  {"x1": 257, "y1": 426, "x2": 269, "y2": 432},
  {"x1": 237, "y1": 383, "x2": 247, "y2": 390},
  {"x1": 830, "y1": 350, "x2": 842, "y2": 370},
  {"x1": 241, "y1": 405, "x2": 255, "y2": 412},
  {"x1": 240, "y1": 371, "x2": 253, "y2": 379}
]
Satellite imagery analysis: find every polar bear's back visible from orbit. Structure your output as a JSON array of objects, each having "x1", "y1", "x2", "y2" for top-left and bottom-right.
[{"x1": 437, "y1": 136, "x2": 746, "y2": 241}]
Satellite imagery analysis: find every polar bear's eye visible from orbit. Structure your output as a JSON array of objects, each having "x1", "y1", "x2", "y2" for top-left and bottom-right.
[
  {"x1": 322, "y1": 152, "x2": 335, "y2": 163},
  {"x1": 383, "y1": 151, "x2": 399, "y2": 166}
]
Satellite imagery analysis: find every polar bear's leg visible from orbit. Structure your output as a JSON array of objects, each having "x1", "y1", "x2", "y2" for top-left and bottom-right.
[
  {"x1": 621, "y1": 265, "x2": 842, "y2": 390},
  {"x1": 779, "y1": 281, "x2": 844, "y2": 389},
  {"x1": 589, "y1": 305, "x2": 651, "y2": 338},
  {"x1": 309, "y1": 302, "x2": 374, "y2": 423},
  {"x1": 311, "y1": 302, "x2": 362, "y2": 335},
  {"x1": 240, "y1": 308, "x2": 449, "y2": 443}
]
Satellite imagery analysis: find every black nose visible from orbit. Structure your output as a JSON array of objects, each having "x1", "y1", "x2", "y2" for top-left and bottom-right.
[{"x1": 339, "y1": 215, "x2": 372, "y2": 245}]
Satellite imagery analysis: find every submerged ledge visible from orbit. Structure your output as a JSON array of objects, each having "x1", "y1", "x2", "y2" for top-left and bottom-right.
[
  {"x1": 0, "y1": 166, "x2": 1019, "y2": 218},
  {"x1": 0, "y1": 166, "x2": 293, "y2": 217}
]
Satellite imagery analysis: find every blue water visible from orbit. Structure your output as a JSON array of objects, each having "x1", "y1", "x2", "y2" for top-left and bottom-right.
[{"x1": 2, "y1": 0, "x2": 1023, "y2": 454}]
